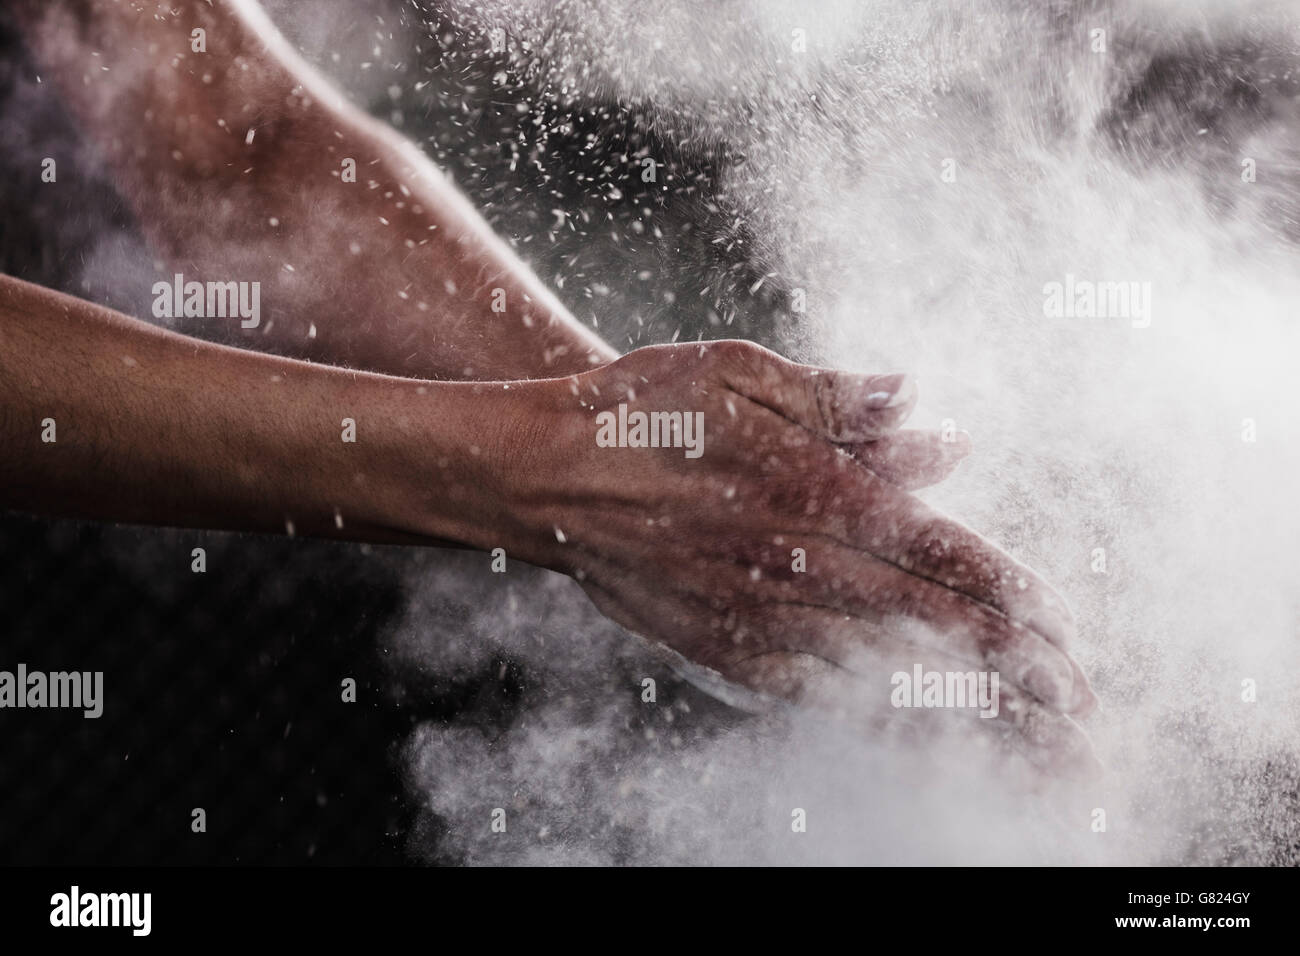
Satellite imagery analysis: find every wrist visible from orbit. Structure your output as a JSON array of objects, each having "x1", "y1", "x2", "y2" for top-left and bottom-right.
[{"x1": 358, "y1": 375, "x2": 571, "y2": 563}]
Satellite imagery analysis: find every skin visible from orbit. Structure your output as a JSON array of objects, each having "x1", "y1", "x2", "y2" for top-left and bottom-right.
[
  {"x1": 12, "y1": 0, "x2": 612, "y2": 381},
  {"x1": 10, "y1": 0, "x2": 965, "y2": 488},
  {"x1": 2, "y1": 0, "x2": 1100, "y2": 773}
]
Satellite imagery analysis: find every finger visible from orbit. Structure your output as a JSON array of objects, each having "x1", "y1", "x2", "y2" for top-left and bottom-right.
[
  {"x1": 582, "y1": 553, "x2": 1098, "y2": 754},
  {"x1": 1009, "y1": 703, "x2": 1103, "y2": 779},
  {"x1": 713, "y1": 340, "x2": 918, "y2": 442},
  {"x1": 842, "y1": 429, "x2": 972, "y2": 490},
  {"x1": 1066, "y1": 657, "x2": 1099, "y2": 718},
  {"x1": 813, "y1": 458, "x2": 1080, "y2": 654},
  {"x1": 742, "y1": 586, "x2": 1085, "y2": 715},
  {"x1": 730, "y1": 411, "x2": 1080, "y2": 659},
  {"x1": 816, "y1": 530, "x2": 1095, "y2": 714},
  {"x1": 599, "y1": 505, "x2": 1094, "y2": 716},
  {"x1": 728, "y1": 645, "x2": 1101, "y2": 778}
]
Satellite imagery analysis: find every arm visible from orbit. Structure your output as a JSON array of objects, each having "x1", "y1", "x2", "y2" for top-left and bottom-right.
[
  {"x1": 13, "y1": 0, "x2": 616, "y2": 381},
  {"x1": 7, "y1": 0, "x2": 986, "y2": 491},
  {"x1": 0, "y1": 273, "x2": 522, "y2": 545},
  {"x1": 0, "y1": 273, "x2": 1097, "y2": 774}
]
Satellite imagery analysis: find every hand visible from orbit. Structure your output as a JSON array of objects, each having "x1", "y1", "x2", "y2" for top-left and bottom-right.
[{"x1": 504, "y1": 341, "x2": 1099, "y2": 774}]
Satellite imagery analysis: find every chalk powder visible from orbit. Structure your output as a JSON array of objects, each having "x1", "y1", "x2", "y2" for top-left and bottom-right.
[{"x1": 286, "y1": 0, "x2": 1300, "y2": 864}]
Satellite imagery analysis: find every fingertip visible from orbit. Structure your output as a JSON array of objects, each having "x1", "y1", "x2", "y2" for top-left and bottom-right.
[
  {"x1": 1022, "y1": 662, "x2": 1075, "y2": 712},
  {"x1": 1068, "y1": 658, "x2": 1101, "y2": 718},
  {"x1": 864, "y1": 372, "x2": 917, "y2": 411},
  {"x1": 1024, "y1": 603, "x2": 1078, "y2": 651},
  {"x1": 930, "y1": 430, "x2": 972, "y2": 468},
  {"x1": 851, "y1": 374, "x2": 918, "y2": 439},
  {"x1": 948, "y1": 429, "x2": 973, "y2": 456}
]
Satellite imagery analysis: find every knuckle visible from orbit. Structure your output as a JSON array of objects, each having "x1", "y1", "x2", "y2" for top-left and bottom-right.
[
  {"x1": 809, "y1": 370, "x2": 841, "y2": 436},
  {"x1": 713, "y1": 338, "x2": 770, "y2": 373}
]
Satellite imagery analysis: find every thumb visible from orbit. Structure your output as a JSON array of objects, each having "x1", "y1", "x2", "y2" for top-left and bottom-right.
[{"x1": 715, "y1": 340, "x2": 917, "y2": 441}]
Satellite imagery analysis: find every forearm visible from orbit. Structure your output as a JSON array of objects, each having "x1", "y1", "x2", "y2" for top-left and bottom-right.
[
  {"x1": 14, "y1": 0, "x2": 617, "y2": 381},
  {"x1": 0, "y1": 273, "x2": 530, "y2": 549}
]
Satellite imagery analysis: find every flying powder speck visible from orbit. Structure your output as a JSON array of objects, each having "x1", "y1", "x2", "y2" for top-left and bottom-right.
[
  {"x1": 18, "y1": 0, "x2": 1290, "y2": 864},
  {"x1": 377, "y1": 0, "x2": 1300, "y2": 865}
]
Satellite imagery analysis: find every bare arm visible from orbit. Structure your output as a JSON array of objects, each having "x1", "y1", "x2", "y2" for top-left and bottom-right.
[
  {"x1": 0, "y1": 272, "x2": 1097, "y2": 773},
  {"x1": 13, "y1": 0, "x2": 617, "y2": 380},
  {"x1": 0, "y1": 273, "x2": 533, "y2": 545}
]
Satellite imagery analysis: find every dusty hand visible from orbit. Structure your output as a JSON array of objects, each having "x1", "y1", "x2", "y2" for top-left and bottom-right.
[{"x1": 505, "y1": 341, "x2": 1098, "y2": 774}]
